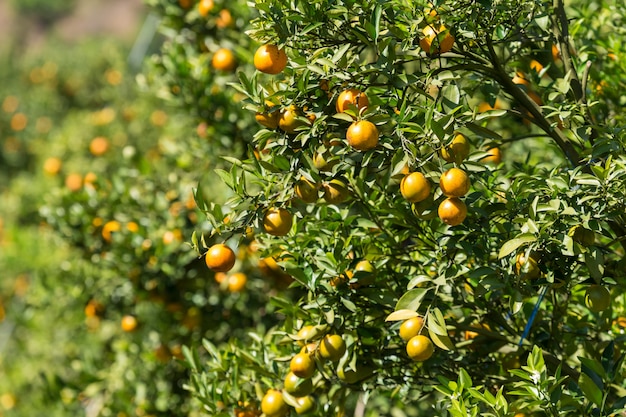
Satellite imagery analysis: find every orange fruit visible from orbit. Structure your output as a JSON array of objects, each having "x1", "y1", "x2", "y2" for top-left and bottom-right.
[
  {"x1": 290, "y1": 352, "x2": 316, "y2": 379},
  {"x1": 255, "y1": 108, "x2": 280, "y2": 129},
  {"x1": 178, "y1": 0, "x2": 192, "y2": 9},
  {"x1": 400, "y1": 172, "x2": 431, "y2": 203},
  {"x1": 440, "y1": 133, "x2": 470, "y2": 163},
  {"x1": 585, "y1": 285, "x2": 611, "y2": 312},
  {"x1": 323, "y1": 179, "x2": 349, "y2": 204},
  {"x1": 529, "y1": 59, "x2": 544, "y2": 74},
  {"x1": 512, "y1": 71, "x2": 530, "y2": 87},
  {"x1": 284, "y1": 372, "x2": 313, "y2": 396},
  {"x1": 477, "y1": 99, "x2": 504, "y2": 113},
  {"x1": 215, "y1": 9, "x2": 234, "y2": 28},
  {"x1": 336, "y1": 88, "x2": 369, "y2": 115},
  {"x1": 294, "y1": 396, "x2": 315, "y2": 415},
  {"x1": 205, "y1": 243, "x2": 236, "y2": 272},
  {"x1": 102, "y1": 220, "x2": 121, "y2": 242},
  {"x1": 83, "y1": 172, "x2": 97, "y2": 188},
  {"x1": 227, "y1": 272, "x2": 247, "y2": 292},
  {"x1": 399, "y1": 317, "x2": 425, "y2": 341},
  {"x1": 254, "y1": 44, "x2": 288, "y2": 75},
  {"x1": 261, "y1": 389, "x2": 287, "y2": 417},
  {"x1": 318, "y1": 334, "x2": 346, "y2": 362},
  {"x1": 198, "y1": 0, "x2": 214, "y2": 16},
  {"x1": 43, "y1": 157, "x2": 62, "y2": 176},
  {"x1": 312, "y1": 151, "x2": 337, "y2": 172},
  {"x1": 212, "y1": 48, "x2": 236, "y2": 71},
  {"x1": 552, "y1": 44, "x2": 561, "y2": 61},
  {"x1": 294, "y1": 177, "x2": 319, "y2": 203},
  {"x1": 89, "y1": 136, "x2": 109, "y2": 156},
  {"x1": 346, "y1": 120, "x2": 379, "y2": 151},
  {"x1": 10, "y1": 113, "x2": 27, "y2": 131},
  {"x1": 420, "y1": 25, "x2": 454, "y2": 55},
  {"x1": 406, "y1": 335, "x2": 434, "y2": 361},
  {"x1": 481, "y1": 147, "x2": 502, "y2": 165},
  {"x1": 121, "y1": 315, "x2": 138, "y2": 332},
  {"x1": 278, "y1": 106, "x2": 306, "y2": 134},
  {"x1": 84, "y1": 299, "x2": 104, "y2": 318},
  {"x1": 515, "y1": 252, "x2": 541, "y2": 279},
  {"x1": 438, "y1": 197, "x2": 467, "y2": 226},
  {"x1": 263, "y1": 208, "x2": 293, "y2": 236},
  {"x1": 214, "y1": 272, "x2": 227, "y2": 284},
  {"x1": 439, "y1": 167, "x2": 470, "y2": 197}
]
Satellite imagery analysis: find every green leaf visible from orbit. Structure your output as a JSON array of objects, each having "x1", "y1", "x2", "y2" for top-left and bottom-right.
[
  {"x1": 429, "y1": 329, "x2": 454, "y2": 351},
  {"x1": 385, "y1": 309, "x2": 419, "y2": 322},
  {"x1": 585, "y1": 247, "x2": 604, "y2": 281},
  {"x1": 395, "y1": 288, "x2": 429, "y2": 311},
  {"x1": 578, "y1": 372, "x2": 603, "y2": 406},
  {"x1": 427, "y1": 308, "x2": 448, "y2": 335},
  {"x1": 498, "y1": 234, "x2": 536, "y2": 259}
]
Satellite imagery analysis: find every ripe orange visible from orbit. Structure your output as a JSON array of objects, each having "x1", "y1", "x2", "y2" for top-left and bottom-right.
[
  {"x1": 512, "y1": 71, "x2": 530, "y2": 87},
  {"x1": 529, "y1": 59, "x2": 544, "y2": 74},
  {"x1": 102, "y1": 220, "x2": 121, "y2": 242},
  {"x1": 346, "y1": 120, "x2": 379, "y2": 151},
  {"x1": 284, "y1": 371, "x2": 313, "y2": 396},
  {"x1": 400, "y1": 172, "x2": 431, "y2": 203},
  {"x1": 585, "y1": 285, "x2": 611, "y2": 312},
  {"x1": 89, "y1": 136, "x2": 109, "y2": 156},
  {"x1": 198, "y1": 0, "x2": 214, "y2": 16},
  {"x1": 205, "y1": 243, "x2": 236, "y2": 272},
  {"x1": 43, "y1": 157, "x2": 62, "y2": 176},
  {"x1": 215, "y1": 9, "x2": 234, "y2": 28},
  {"x1": 65, "y1": 173, "x2": 83, "y2": 192},
  {"x1": 278, "y1": 106, "x2": 305, "y2": 134},
  {"x1": 336, "y1": 364, "x2": 374, "y2": 384},
  {"x1": 438, "y1": 197, "x2": 467, "y2": 226},
  {"x1": 84, "y1": 299, "x2": 104, "y2": 318},
  {"x1": 323, "y1": 179, "x2": 349, "y2": 204},
  {"x1": 83, "y1": 172, "x2": 97, "y2": 189},
  {"x1": 254, "y1": 44, "x2": 288, "y2": 75},
  {"x1": 214, "y1": 272, "x2": 227, "y2": 284},
  {"x1": 318, "y1": 334, "x2": 346, "y2": 362},
  {"x1": 439, "y1": 167, "x2": 470, "y2": 197},
  {"x1": 399, "y1": 316, "x2": 425, "y2": 342},
  {"x1": 227, "y1": 272, "x2": 247, "y2": 292},
  {"x1": 515, "y1": 252, "x2": 541, "y2": 279},
  {"x1": 290, "y1": 352, "x2": 316, "y2": 378},
  {"x1": 255, "y1": 108, "x2": 280, "y2": 129},
  {"x1": 406, "y1": 335, "x2": 434, "y2": 361},
  {"x1": 261, "y1": 390, "x2": 287, "y2": 417},
  {"x1": 294, "y1": 177, "x2": 319, "y2": 203},
  {"x1": 263, "y1": 207, "x2": 293, "y2": 236},
  {"x1": 178, "y1": 0, "x2": 192, "y2": 9},
  {"x1": 212, "y1": 48, "x2": 236, "y2": 71},
  {"x1": 420, "y1": 25, "x2": 454, "y2": 55},
  {"x1": 481, "y1": 147, "x2": 502, "y2": 165},
  {"x1": 121, "y1": 315, "x2": 138, "y2": 332},
  {"x1": 440, "y1": 133, "x2": 470, "y2": 163},
  {"x1": 312, "y1": 151, "x2": 337, "y2": 172},
  {"x1": 10, "y1": 113, "x2": 28, "y2": 131},
  {"x1": 336, "y1": 88, "x2": 369, "y2": 115},
  {"x1": 294, "y1": 396, "x2": 315, "y2": 415}
]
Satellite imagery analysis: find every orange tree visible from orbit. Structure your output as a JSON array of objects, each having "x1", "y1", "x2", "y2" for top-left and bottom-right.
[
  {"x1": 145, "y1": 0, "x2": 626, "y2": 416},
  {"x1": 0, "y1": 34, "x2": 290, "y2": 416}
]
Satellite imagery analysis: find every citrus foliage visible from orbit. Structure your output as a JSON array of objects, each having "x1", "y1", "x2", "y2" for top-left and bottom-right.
[{"x1": 147, "y1": 0, "x2": 626, "y2": 415}]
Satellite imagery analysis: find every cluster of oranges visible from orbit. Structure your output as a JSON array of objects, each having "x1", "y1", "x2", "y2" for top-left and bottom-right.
[
  {"x1": 259, "y1": 329, "x2": 348, "y2": 416},
  {"x1": 398, "y1": 316, "x2": 435, "y2": 361},
  {"x1": 400, "y1": 133, "x2": 472, "y2": 226}
]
